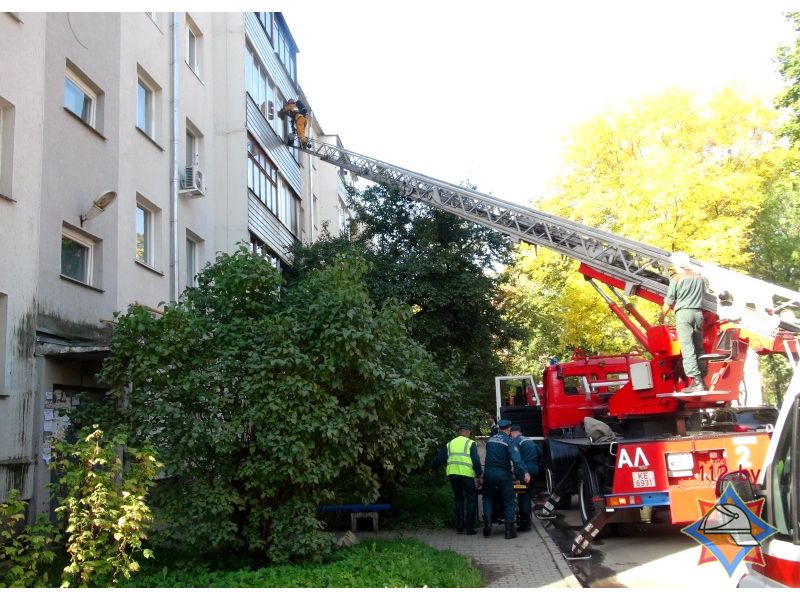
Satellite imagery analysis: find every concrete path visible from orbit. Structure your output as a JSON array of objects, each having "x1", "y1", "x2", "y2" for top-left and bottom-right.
[{"x1": 369, "y1": 515, "x2": 580, "y2": 588}]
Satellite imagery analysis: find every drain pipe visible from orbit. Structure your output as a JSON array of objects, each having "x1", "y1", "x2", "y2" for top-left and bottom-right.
[{"x1": 169, "y1": 12, "x2": 180, "y2": 302}]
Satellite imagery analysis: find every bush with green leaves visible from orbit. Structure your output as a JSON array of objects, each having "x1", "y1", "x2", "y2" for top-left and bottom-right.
[
  {"x1": 122, "y1": 538, "x2": 483, "y2": 588},
  {"x1": 100, "y1": 248, "x2": 452, "y2": 563},
  {"x1": 0, "y1": 490, "x2": 59, "y2": 587},
  {"x1": 52, "y1": 427, "x2": 161, "y2": 587}
]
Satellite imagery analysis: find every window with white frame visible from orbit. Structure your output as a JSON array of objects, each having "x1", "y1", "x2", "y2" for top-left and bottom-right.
[
  {"x1": 338, "y1": 200, "x2": 350, "y2": 238},
  {"x1": 61, "y1": 229, "x2": 94, "y2": 284},
  {"x1": 186, "y1": 128, "x2": 197, "y2": 168},
  {"x1": 247, "y1": 136, "x2": 277, "y2": 213},
  {"x1": 245, "y1": 44, "x2": 276, "y2": 123},
  {"x1": 64, "y1": 67, "x2": 97, "y2": 127},
  {"x1": 278, "y1": 180, "x2": 299, "y2": 237},
  {"x1": 186, "y1": 235, "x2": 198, "y2": 288},
  {"x1": 137, "y1": 78, "x2": 154, "y2": 136},
  {"x1": 274, "y1": 17, "x2": 296, "y2": 82},
  {"x1": 136, "y1": 204, "x2": 153, "y2": 265},
  {"x1": 186, "y1": 16, "x2": 201, "y2": 76}
]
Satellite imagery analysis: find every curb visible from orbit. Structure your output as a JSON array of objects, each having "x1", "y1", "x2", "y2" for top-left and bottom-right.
[{"x1": 531, "y1": 512, "x2": 582, "y2": 588}]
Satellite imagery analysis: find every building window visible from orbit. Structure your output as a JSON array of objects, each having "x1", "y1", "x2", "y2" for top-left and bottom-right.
[
  {"x1": 186, "y1": 236, "x2": 198, "y2": 288},
  {"x1": 136, "y1": 204, "x2": 152, "y2": 265},
  {"x1": 338, "y1": 200, "x2": 350, "y2": 238},
  {"x1": 0, "y1": 293, "x2": 7, "y2": 394},
  {"x1": 0, "y1": 98, "x2": 14, "y2": 198},
  {"x1": 274, "y1": 16, "x2": 296, "y2": 82},
  {"x1": 256, "y1": 12, "x2": 272, "y2": 41},
  {"x1": 61, "y1": 229, "x2": 93, "y2": 284},
  {"x1": 249, "y1": 231, "x2": 280, "y2": 271},
  {"x1": 247, "y1": 136, "x2": 277, "y2": 213},
  {"x1": 64, "y1": 68, "x2": 96, "y2": 127},
  {"x1": 245, "y1": 44, "x2": 276, "y2": 124},
  {"x1": 186, "y1": 129, "x2": 196, "y2": 167},
  {"x1": 279, "y1": 180, "x2": 300, "y2": 237},
  {"x1": 137, "y1": 79, "x2": 153, "y2": 136},
  {"x1": 186, "y1": 16, "x2": 201, "y2": 76}
]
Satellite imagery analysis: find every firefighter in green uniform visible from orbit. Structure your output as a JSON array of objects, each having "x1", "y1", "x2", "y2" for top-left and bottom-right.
[
  {"x1": 658, "y1": 251, "x2": 707, "y2": 392},
  {"x1": 431, "y1": 424, "x2": 483, "y2": 534}
]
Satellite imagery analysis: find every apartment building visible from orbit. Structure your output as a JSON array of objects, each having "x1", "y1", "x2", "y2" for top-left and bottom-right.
[{"x1": 0, "y1": 12, "x2": 354, "y2": 515}]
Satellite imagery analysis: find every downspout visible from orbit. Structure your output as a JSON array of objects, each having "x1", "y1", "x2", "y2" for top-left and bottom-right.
[
  {"x1": 308, "y1": 113, "x2": 315, "y2": 242},
  {"x1": 169, "y1": 12, "x2": 180, "y2": 302}
]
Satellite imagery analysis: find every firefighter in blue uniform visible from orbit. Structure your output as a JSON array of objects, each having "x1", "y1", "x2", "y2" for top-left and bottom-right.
[
  {"x1": 510, "y1": 425, "x2": 542, "y2": 532},
  {"x1": 482, "y1": 419, "x2": 530, "y2": 539}
]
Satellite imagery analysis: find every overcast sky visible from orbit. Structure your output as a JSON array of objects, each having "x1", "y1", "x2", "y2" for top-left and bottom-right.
[{"x1": 281, "y1": 1, "x2": 798, "y2": 203}]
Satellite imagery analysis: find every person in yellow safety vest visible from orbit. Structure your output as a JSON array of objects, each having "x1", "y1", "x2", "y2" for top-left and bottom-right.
[
  {"x1": 280, "y1": 98, "x2": 309, "y2": 148},
  {"x1": 430, "y1": 424, "x2": 483, "y2": 535}
]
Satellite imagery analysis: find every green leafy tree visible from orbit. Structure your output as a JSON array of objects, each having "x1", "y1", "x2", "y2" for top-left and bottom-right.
[
  {"x1": 52, "y1": 427, "x2": 160, "y2": 587},
  {"x1": 0, "y1": 490, "x2": 59, "y2": 587},
  {"x1": 100, "y1": 248, "x2": 450, "y2": 564},
  {"x1": 291, "y1": 184, "x2": 520, "y2": 416}
]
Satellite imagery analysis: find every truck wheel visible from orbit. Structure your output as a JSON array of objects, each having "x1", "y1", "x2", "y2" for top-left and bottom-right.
[
  {"x1": 545, "y1": 467, "x2": 572, "y2": 509},
  {"x1": 577, "y1": 463, "x2": 597, "y2": 525}
]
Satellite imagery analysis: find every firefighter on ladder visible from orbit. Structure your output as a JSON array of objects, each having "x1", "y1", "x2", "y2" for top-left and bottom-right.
[{"x1": 280, "y1": 98, "x2": 310, "y2": 148}]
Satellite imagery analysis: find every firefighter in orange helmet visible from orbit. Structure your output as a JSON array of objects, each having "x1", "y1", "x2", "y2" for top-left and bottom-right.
[{"x1": 280, "y1": 98, "x2": 309, "y2": 147}]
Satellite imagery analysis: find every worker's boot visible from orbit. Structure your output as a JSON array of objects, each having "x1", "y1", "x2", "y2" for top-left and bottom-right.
[
  {"x1": 483, "y1": 519, "x2": 492, "y2": 537},
  {"x1": 518, "y1": 518, "x2": 531, "y2": 532},
  {"x1": 505, "y1": 523, "x2": 517, "y2": 539}
]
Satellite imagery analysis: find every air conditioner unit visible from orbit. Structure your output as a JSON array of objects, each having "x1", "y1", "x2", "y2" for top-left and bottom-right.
[{"x1": 180, "y1": 166, "x2": 205, "y2": 197}]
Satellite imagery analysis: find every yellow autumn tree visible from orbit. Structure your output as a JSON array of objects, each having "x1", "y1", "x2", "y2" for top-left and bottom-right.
[{"x1": 503, "y1": 87, "x2": 795, "y2": 375}]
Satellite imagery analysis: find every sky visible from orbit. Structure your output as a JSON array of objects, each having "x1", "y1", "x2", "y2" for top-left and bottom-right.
[{"x1": 280, "y1": 0, "x2": 799, "y2": 204}]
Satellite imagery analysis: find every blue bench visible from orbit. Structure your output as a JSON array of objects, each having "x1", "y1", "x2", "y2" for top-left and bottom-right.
[{"x1": 318, "y1": 504, "x2": 391, "y2": 532}]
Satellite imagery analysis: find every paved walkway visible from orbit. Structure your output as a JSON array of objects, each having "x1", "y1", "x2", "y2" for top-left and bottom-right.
[{"x1": 368, "y1": 516, "x2": 581, "y2": 588}]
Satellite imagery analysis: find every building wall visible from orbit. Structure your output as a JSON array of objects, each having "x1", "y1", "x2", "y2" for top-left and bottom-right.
[
  {"x1": 0, "y1": 11, "x2": 349, "y2": 512},
  {"x1": 0, "y1": 12, "x2": 46, "y2": 502}
]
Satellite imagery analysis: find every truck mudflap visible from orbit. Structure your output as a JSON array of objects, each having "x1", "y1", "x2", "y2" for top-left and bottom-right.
[{"x1": 610, "y1": 432, "x2": 771, "y2": 523}]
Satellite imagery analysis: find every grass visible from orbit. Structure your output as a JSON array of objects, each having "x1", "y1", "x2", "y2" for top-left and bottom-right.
[{"x1": 122, "y1": 538, "x2": 483, "y2": 588}]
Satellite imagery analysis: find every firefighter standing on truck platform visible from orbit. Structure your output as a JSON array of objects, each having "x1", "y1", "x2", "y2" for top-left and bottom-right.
[
  {"x1": 658, "y1": 251, "x2": 707, "y2": 392},
  {"x1": 431, "y1": 424, "x2": 483, "y2": 535},
  {"x1": 510, "y1": 425, "x2": 542, "y2": 532},
  {"x1": 482, "y1": 419, "x2": 530, "y2": 539}
]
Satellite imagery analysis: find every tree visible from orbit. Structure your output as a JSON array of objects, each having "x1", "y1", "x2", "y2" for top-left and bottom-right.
[
  {"x1": 504, "y1": 87, "x2": 792, "y2": 373},
  {"x1": 100, "y1": 248, "x2": 449, "y2": 564},
  {"x1": 290, "y1": 184, "x2": 521, "y2": 416}
]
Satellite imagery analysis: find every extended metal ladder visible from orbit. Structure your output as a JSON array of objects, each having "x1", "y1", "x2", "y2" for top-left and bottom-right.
[{"x1": 300, "y1": 139, "x2": 800, "y2": 346}]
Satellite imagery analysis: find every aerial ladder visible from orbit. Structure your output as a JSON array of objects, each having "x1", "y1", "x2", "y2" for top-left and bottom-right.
[
  {"x1": 297, "y1": 137, "x2": 800, "y2": 555},
  {"x1": 298, "y1": 138, "x2": 800, "y2": 358}
]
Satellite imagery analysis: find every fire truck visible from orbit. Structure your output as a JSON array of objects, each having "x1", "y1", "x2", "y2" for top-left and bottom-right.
[{"x1": 296, "y1": 138, "x2": 800, "y2": 557}]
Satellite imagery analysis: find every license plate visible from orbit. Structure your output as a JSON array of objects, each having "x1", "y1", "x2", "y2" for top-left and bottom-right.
[{"x1": 632, "y1": 471, "x2": 656, "y2": 488}]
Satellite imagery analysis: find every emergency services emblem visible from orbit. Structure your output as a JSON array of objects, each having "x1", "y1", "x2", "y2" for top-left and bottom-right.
[{"x1": 681, "y1": 483, "x2": 778, "y2": 576}]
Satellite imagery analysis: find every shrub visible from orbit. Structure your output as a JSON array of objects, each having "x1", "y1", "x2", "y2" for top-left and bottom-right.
[
  {"x1": 100, "y1": 249, "x2": 450, "y2": 563},
  {"x1": 52, "y1": 427, "x2": 161, "y2": 587},
  {"x1": 0, "y1": 490, "x2": 59, "y2": 587},
  {"x1": 388, "y1": 472, "x2": 456, "y2": 530}
]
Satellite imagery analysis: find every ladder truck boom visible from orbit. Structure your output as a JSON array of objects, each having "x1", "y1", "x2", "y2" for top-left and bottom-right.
[{"x1": 301, "y1": 138, "x2": 800, "y2": 355}]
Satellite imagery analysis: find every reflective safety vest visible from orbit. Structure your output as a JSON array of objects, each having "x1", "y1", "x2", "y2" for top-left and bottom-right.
[{"x1": 446, "y1": 435, "x2": 476, "y2": 477}]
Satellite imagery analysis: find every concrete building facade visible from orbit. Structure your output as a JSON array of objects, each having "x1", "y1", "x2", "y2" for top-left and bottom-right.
[{"x1": 0, "y1": 11, "x2": 353, "y2": 515}]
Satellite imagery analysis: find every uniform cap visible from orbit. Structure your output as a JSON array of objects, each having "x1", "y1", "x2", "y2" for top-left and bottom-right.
[
  {"x1": 510, "y1": 425, "x2": 522, "y2": 432},
  {"x1": 497, "y1": 419, "x2": 512, "y2": 429},
  {"x1": 670, "y1": 251, "x2": 691, "y2": 270},
  {"x1": 458, "y1": 423, "x2": 474, "y2": 432}
]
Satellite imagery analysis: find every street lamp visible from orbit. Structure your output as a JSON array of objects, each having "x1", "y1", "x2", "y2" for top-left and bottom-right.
[{"x1": 80, "y1": 190, "x2": 117, "y2": 227}]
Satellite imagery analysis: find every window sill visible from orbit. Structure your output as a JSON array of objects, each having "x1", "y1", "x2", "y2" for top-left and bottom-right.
[
  {"x1": 60, "y1": 274, "x2": 104, "y2": 293},
  {"x1": 0, "y1": 192, "x2": 15, "y2": 203},
  {"x1": 135, "y1": 259, "x2": 164, "y2": 276},
  {"x1": 63, "y1": 107, "x2": 106, "y2": 141},
  {"x1": 135, "y1": 126, "x2": 165, "y2": 151},
  {"x1": 185, "y1": 61, "x2": 204, "y2": 85}
]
